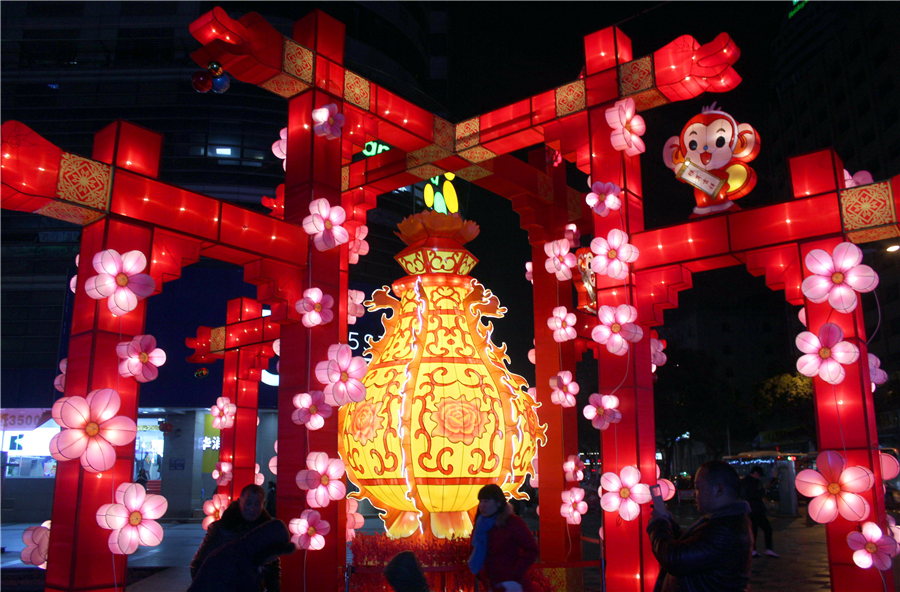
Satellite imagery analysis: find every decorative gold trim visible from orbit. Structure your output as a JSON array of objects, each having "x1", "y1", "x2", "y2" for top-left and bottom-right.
[
  {"x1": 455, "y1": 117, "x2": 480, "y2": 151},
  {"x1": 343, "y1": 70, "x2": 371, "y2": 110},
  {"x1": 283, "y1": 38, "x2": 314, "y2": 83},
  {"x1": 555, "y1": 80, "x2": 586, "y2": 118}
]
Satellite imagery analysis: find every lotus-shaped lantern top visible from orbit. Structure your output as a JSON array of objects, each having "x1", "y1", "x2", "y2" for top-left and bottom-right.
[
  {"x1": 394, "y1": 212, "x2": 482, "y2": 279},
  {"x1": 395, "y1": 211, "x2": 480, "y2": 246}
]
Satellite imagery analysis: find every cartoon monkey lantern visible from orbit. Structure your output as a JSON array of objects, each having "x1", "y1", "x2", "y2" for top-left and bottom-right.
[{"x1": 662, "y1": 103, "x2": 760, "y2": 216}]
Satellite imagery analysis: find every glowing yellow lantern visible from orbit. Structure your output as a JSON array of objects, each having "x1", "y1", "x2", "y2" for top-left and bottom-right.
[{"x1": 339, "y1": 211, "x2": 545, "y2": 539}]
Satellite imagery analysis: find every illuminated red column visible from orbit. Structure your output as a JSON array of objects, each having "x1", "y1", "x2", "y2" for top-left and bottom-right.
[
  {"x1": 279, "y1": 11, "x2": 347, "y2": 582},
  {"x1": 45, "y1": 218, "x2": 151, "y2": 592}
]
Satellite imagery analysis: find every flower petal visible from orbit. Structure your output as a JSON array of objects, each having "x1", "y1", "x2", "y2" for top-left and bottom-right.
[
  {"x1": 805, "y1": 249, "x2": 835, "y2": 276},
  {"x1": 844, "y1": 265, "x2": 878, "y2": 293},
  {"x1": 821, "y1": 452, "x2": 849, "y2": 489},
  {"x1": 839, "y1": 466, "x2": 874, "y2": 493},
  {"x1": 836, "y1": 492, "x2": 870, "y2": 522},
  {"x1": 807, "y1": 493, "x2": 838, "y2": 523},
  {"x1": 832, "y1": 242, "x2": 863, "y2": 273},
  {"x1": 620, "y1": 466, "x2": 641, "y2": 489}
]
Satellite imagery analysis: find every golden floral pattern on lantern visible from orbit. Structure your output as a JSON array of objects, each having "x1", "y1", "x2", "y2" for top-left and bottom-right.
[
  {"x1": 34, "y1": 201, "x2": 105, "y2": 225},
  {"x1": 56, "y1": 152, "x2": 111, "y2": 211},
  {"x1": 338, "y1": 212, "x2": 544, "y2": 541},
  {"x1": 429, "y1": 397, "x2": 489, "y2": 446},
  {"x1": 283, "y1": 39, "x2": 313, "y2": 83},
  {"x1": 209, "y1": 326, "x2": 226, "y2": 353},
  {"x1": 555, "y1": 80, "x2": 586, "y2": 118},
  {"x1": 618, "y1": 56, "x2": 654, "y2": 97},
  {"x1": 848, "y1": 226, "x2": 900, "y2": 245},
  {"x1": 349, "y1": 401, "x2": 384, "y2": 445},
  {"x1": 406, "y1": 145, "x2": 452, "y2": 169},
  {"x1": 455, "y1": 117, "x2": 480, "y2": 151},
  {"x1": 408, "y1": 164, "x2": 447, "y2": 180},
  {"x1": 457, "y1": 146, "x2": 496, "y2": 164},
  {"x1": 260, "y1": 73, "x2": 310, "y2": 99},
  {"x1": 630, "y1": 88, "x2": 671, "y2": 112},
  {"x1": 343, "y1": 70, "x2": 370, "y2": 110},
  {"x1": 454, "y1": 164, "x2": 493, "y2": 182},
  {"x1": 841, "y1": 181, "x2": 896, "y2": 231},
  {"x1": 341, "y1": 166, "x2": 350, "y2": 192},
  {"x1": 433, "y1": 116, "x2": 454, "y2": 151}
]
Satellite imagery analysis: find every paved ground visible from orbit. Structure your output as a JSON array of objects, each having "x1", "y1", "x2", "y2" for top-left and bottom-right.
[{"x1": 2, "y1": 504, "x2": 899, "y2": 591}]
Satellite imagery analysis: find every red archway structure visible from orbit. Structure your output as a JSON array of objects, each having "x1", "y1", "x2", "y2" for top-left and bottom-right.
[{"x1": 2, "y1": 7, "x2": 899, "y2": 592}]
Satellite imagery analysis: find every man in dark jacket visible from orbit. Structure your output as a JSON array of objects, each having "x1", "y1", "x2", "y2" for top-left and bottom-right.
[
  {"x1": 191, "y1": 484, "x2": 282, "y2": 592},
  {"x1": 741, "y1": 464, "x2": 778, "y2": 557},
  {"x1": 647, "y1": 460, "x2": 752, "y2": 592}
]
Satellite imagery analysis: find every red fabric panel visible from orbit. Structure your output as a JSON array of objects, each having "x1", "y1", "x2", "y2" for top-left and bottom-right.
[
  {"x1": 189, "y1": 7, "x2": 248, "y2": 46},
  {"x1": 583, "y1": 27, "x2": 618, "y2": 75},
  {"x1": 149, "y1": 230, "x2": 201, "y2": 291},
  {"x1": 219, "y1": 202, "x2": 308, "y2": 266},
  {"x1": 631, "y1": 216, "x2": 730, "y2": 271},
  {"x1": 292, "y1": 9, "x2": 345, "y2": 64},
  {"x1": 372, "y1": 87, "x2": 433, "y2": 146},
  {"x1": 0, "y1": 121, "x2": 62, "y2": 205},
  {"x1": 788, "y1": 149, "x2": 843, "y2": 198},
  {"x1": 743, "y1": 245, "x2": 804, "y2": 305},
  {"x1": 481, "y1": 99, "x2": 533, "y2": 143},
  {"x1": 729, "y1": 195, "x2": 843, "y2": 252},
  {"x1": 93, "y1": 121, "x2": 163, "y2": 179},
  {"x1": 531, "y1": 90, "x2": 556, "y2": 125},
  {"x1": 481, "y1": 128, "x2": 544, "y2": 156},
  {"x1": 585, "y1": 69, "x2": 618, "y2": 108},
  {"x1": 315, "y1": 56, "x2": 344, "y2": 96}
]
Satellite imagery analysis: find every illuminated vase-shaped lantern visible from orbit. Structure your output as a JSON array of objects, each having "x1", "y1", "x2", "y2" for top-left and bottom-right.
[{"x1": 339, "y1": 211, "x2": 546, "y2": 539}]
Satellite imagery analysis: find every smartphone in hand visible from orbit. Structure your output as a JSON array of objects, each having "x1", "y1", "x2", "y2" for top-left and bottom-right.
[{"x1": 650, "y1": 484, "x2": 666, "y2": 514}]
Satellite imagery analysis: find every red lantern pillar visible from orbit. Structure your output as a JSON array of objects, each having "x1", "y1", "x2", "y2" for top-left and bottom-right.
[{"x1": 278, "y1": 10, "x2": 348, "y2": 591}]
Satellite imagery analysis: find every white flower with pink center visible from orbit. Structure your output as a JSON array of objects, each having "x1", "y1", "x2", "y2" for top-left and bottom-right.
[
  {"x1": 296, "y1": 287, "x2": 335, "y2": 328},
  {"x1": 348, "y1": 290, "x2": 365, "y2": 325},
  {"x1": 54, "y1": 358, "x2": 67, "y2": 393},
  {"x1": 583, "y1": 393, "x2": 622, "y2": 431},
  {"x1": 96, "y1": 483, "x2": 167, "y2": 555},
  {"x1": 296, "y1": 452, "x2": 346, "y2": 508},
  {"x1": 550, "y1": 370, "x2": 579, "y2": 408},
  {"x1": 315, "y1": 344, "x2": 367, "y2": 406},
  {"x1": 564, "y1": 224, "x2": 581, "y2": 249},
  {"x1": 847, "y1": 522, "x2": 897, "y2": 570},
  {"x1": 303, "y1": 199, "x2": 350, "y2": 252},
  {"x1": 801, "y1": 242, "x2": 878, "y2": 313},
  {"x1": 601, "y1": 466, "x2": 650, "y2": 521},
  {"x1": 346, "y1": 499, "x2": 365, "y2": 540},
  {"x1": 560, "y1": 488, "x2": 588, "y2": 525},
  {"x1": 254, "y1": 463, "x2": 264, "y2": 486},
  {"x1": 869, "y1": 354, "x2": 888, "y2": 392},
  {"x1": 592, "y1": 304, "x2": 643, "y2": 356},
  {"x1": 84, "y1": 249, "x2": 156, "y2": 316},
  {"x1": 525, "y1": 262, "x2": 533, "y2": 284},
  {"x1": 292, "y1": 391, "x2": 333, "y2": 431},
  {"x1": 290, "y1": 509, "x2": 331, "y2": 550},
  {"x1": 349, "y1": 226, "x2": 369, "y2": 264},
  {"x1": 564, "y1": 455, "x2": 585, "y2": 482},
  {"x1": 312, "y1": 103, "x2": 345, "y2": 140},
  {"x1": 528, "y1": 339, "x2": 535, "y2": 364},
  {"x1": 606, "y1": 97, "x2": 646, "y2": 157},
  {"x1": 49, "y1": 388, "x2": 137, "y2": 473},
  {"x1": 269, "y1": 440, "x2": 278, "y2": 475},
  {"x1": 843, "y1": 169, "x2": 874, "y2": 188},
  {"x1": 656, "y1": 465, "x2": 676, "y2": 501},
  {"x1": 210, "y1": 396, "x2": 237, "y2": 430},
  {"x1": 887, "y1": 516, "x2": 900, "y2": 555},
  {"x1": 272, "y1": 127, "x2": 287, "y2": 170},
  {"x1": 795, "y1": 450, "x2": 873, "y2": 523},
  {"x1": 212, "y1": 461, "x2": 233, "y2": 486},
  {"x1": 544, "y1": 239, "x2": 577, "y2": 281},
  {"x1": 548, "y1": 306, "x2": 577, "y2": 343},
  {"x1": 116, "y1": 334, "x2": 166, "y2": 383},
  {"x1": 585, "y1": 182, "x2": 622, "y2": 218},
  {"x1": 20, "y1": 521, "x2": 50, "y2": 569},
  {"x1": 651, "y1": 336, "x2": 667, "y2": 372},
  {"x1": 881, "y1": 452, "x2": 900, "y2": 481},
  {"x1": 796, "y1": 322, "x2": 859, "y2": 385},
  {"x1": 201, "y1": 493, "x2": 229, "y2": 531},
  {"x1": 590, "y1": 230, "x2": 639, "y2": 281}
]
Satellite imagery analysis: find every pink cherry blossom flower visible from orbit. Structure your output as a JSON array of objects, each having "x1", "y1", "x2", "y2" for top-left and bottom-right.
[
  {"x1": 801, "y1": 242, "x2": 878, "y2": 313},
  {"x1": 290, "y1": 509, "x2": 331, "y2": 550},
  {"x1": 525, "y1": 262, "x2": 533, "y2": 284},
  {"x1": 212, "y1": 461, "x2": 233, "y2": 486},
  {"x1": 296, "y1": 452, "x2": 346, "y2": 508},
  {"x1": 21, "y1": 522, "x2": 50, "y2": 569},
  {"x1": 69, "y1": 255, "x2": 79, "y2": 293},
  {"x1": 210, "y1": 396, "x2": 237, "y2": 430},
  {"x1": 799, "y1": 308, "x2": 807, "y2": 327},
  {"x1": 349, "y1": 226, "x2": 370, "y2": 264},
  {"x1": 795, "y1": 450, "x2": 873, "y2": 523},
  {"x1": 528, "y1": 339, "x2": 535, "y2": 364},
  {"x1": 560, "y1": 488, "x2": 588, "y2": 525},
  {"x1": 564, "y1": 455, "x2": 585, "y2": 482},
  {"x1": 585, "y1": 182, "x2": 622, "y2": 218},
  {"x1": 530, "y1": 454, "x2": 539, "y2": 488},
  {"x1": 272, "y1": 127, "x2": 287, "y2": 171},
  {"x1": 656, "y1": 465, "x2": 676, "y2": 501},
  {"x1": 592, "y1": 304, "x2": 643, "y2": 356},
  {"x1": 887, "y1": 516, "x2": 900, "y2": 555},
  {"x1": 273, "y1": 339, "x2": 281, "y2": 356},
  {"x1": 348, "y1": 290, "x2": 365, "y2": 325},
  {"x1": 116, "y1": 334, "x2": 166, "y2": 383},
  {"x1": 847, "y1": 522, "x2": 897, "y2": 570},
  {"x1": 49, "y1": 388, "x2": 137, "y2": 473},
  {"x1": 548, "y1": 306, "x2": 577, "y2": 343},
  {"x1": 550, "y1": 370, "x2": 579, "y2": 408},
  {"x1": 269, "y1": 441, "x2": 278, "y2": 476},
  {"x1": 544, "y1": 239, "x2": 577, "y2": 281},
  {"x1": 84, "y1": 249, "x2": 156, "y2": 316},
  {"x1": 312, "y1": 103, "x2": 345, "y2": 140},
  {"x1": 583, "y1": 393, "x2": 622, "y2": 430},
  {"x1": 303, "y1": 198, "x2": 350, "y2": 252},
  {"x1": 651, "y1": 337, "x2": 667, "y2": 372},
  {"x1": 54, "y1": 358, "x2": 67, "y2": 393},
  {"x1": 564, "y1": 224, "x2": 581, "y2": 249},
  {"x1": 601, "y1": 466, "x2": 650, "y2": 521},
  {"x1": 843, "y1": 169, "x2": 874, "y2": 188},
  {"x1": 881, "y1": 451, "x2": 900, "y2": 480},
  {"x1": 606, "y1": 98, "x2": 646, "y2": 157},
  {"x1": 201, "y1": 493, "x2": 229, "y2": 531},
  {"x1": 292, "y1": 391, "x2": 333, "y2": 431},
  {"x1": 296, "y1": 287, "x2": 335, "y2": 328},
  {"x1": 254, "y1": 463, "x2": 265, "y2": 486},
  {"x1": 590, "y1": 230, "x2": 639, "y2": 281},
  {"x1": 796, "y1": 322, "x2": 859, "y2": 385},
  {"x1": 346, "y1": 499, "x2": 365, "y2": 540},
  {"x1": 315, "y1": 344, "x2": 367, "y2": 406},
  {"x1": 870, "y1": 354, "x2": 888, "y2": 391},
  {"x1": 95, "y1": 483, "x2": 167, "y2": 555}
]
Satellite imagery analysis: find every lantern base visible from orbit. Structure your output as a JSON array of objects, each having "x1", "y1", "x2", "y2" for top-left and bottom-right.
[
  {"x1": 383, "y1": 508, "x2": 422, "y2": 538},
  {"x1": 431, "y1": 510, "x2": 474, "y2": 539}
]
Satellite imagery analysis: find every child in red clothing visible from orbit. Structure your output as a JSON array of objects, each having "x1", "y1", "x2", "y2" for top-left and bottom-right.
[{"x1": 468, "y1": 484, "x2": 539, "y2": 592}]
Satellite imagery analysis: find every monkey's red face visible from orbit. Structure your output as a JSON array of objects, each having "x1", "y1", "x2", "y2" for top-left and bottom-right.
[{"x1": 680, "y1": 117, "x2": 736, "y2": 171}]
